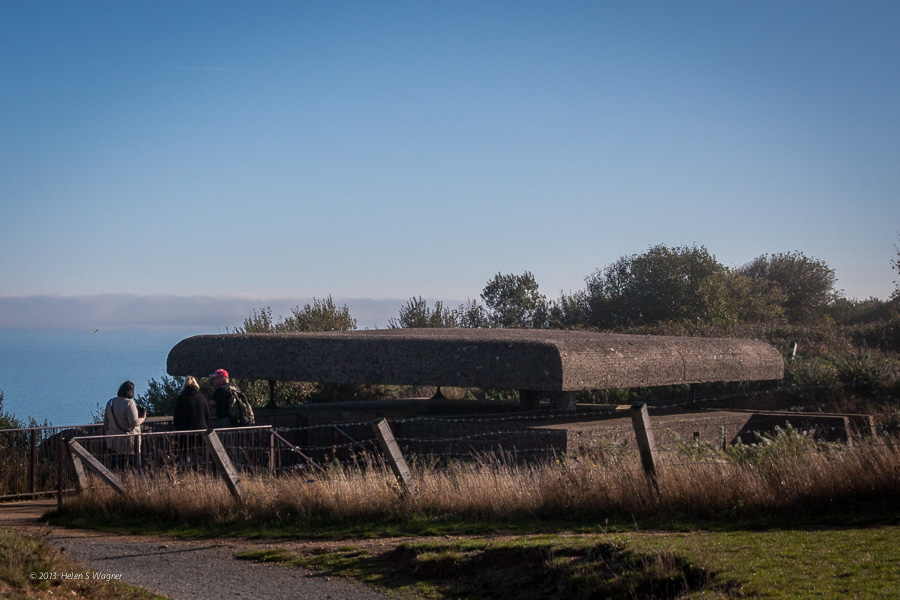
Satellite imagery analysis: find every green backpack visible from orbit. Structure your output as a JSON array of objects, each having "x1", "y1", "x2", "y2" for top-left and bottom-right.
[{"x1": 228, "y1": 386, "x2": 255, "y2": 426}]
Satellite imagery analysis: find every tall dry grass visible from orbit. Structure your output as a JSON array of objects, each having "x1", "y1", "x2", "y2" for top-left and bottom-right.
[{"x1": 60, "y1": 436, "x2": 900, "y2": 527}]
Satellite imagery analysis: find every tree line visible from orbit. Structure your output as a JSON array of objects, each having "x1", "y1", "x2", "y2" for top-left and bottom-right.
[
  {"x1": 395, "y1": 244, "x2": 900, "y2": 335},
  {"x1": 135, "y1": 243, "x2": 899, "y2": 414},
  {"x1": 246, "y1": 244, "x2": 879, "y2": 334}
]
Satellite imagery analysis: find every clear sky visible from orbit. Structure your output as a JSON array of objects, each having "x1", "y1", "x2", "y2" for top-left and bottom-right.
[{"x1": 2, "y1": 1, "x2": 898, "y2": 327}]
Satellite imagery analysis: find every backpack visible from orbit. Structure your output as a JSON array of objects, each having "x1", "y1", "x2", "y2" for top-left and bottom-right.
[{"x1": 228, "y1": 386, "x2": 255, "y2": 426}]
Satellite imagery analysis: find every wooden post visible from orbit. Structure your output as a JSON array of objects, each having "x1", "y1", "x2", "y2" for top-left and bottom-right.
[
  {"x1": 630, "y1": 403, "x2": 658, "y2": 477},
  {"x1": 67, "y1": 440, "x2": 127, "y2": 496},
  {"x1": 69, "y1": 449, "x2": 88, "y2": 493},
  {"x1": 371, "y1": 419, "x2": 416, "y2": 493},
  {"x1": 203, "y1": 430, "x2": 243, "y2": 502}
]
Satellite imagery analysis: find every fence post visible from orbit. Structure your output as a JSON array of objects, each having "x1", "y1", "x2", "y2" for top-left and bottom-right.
[
  {"x1": 268, "y1": 428, "x2": 276, "y2": 474},
  {"x1": 203, "y1": 430, "x2": 243, "y2": 502},
  {"x1": 29, "y1": 429, "x2": 37, "y2": 496},
  {"x1": 57, "y1": 435, "x2": 65, "y2": 509},
  {"x1": 372, "y1": 419, "x2": 417, "y2": 494},
  {"x1": 68, "y1": 447, "x2": 88, "y2": 493},
  {"x1": 630, "y1": 403, "x2": 658, "y2": 477},
  {"x1": 67, "y1": 439, "x2": 128, "y2": 497}
]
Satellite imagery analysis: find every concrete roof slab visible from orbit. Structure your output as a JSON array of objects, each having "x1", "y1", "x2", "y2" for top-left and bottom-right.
[{"x1": 166, "y1": 329, "x2": 783, "y2": 391}]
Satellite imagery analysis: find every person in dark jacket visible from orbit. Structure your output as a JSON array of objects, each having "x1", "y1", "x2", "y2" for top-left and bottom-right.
[
  {"x1": 209, "y1": 368, "x2": 234, "y2": 427},
  {"x1": 173, "y1": 376, "x2": 210, "y2": 430},
  {"x1": 172, "y1": 376, "x2": 210, "y2": 469}
]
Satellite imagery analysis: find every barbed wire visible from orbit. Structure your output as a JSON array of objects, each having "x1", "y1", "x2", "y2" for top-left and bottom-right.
[{"x1": 260, "y1": 383, "x2": 892, "y2": 435}]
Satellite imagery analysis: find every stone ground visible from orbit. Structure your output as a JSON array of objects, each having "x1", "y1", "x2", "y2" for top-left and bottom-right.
[{"x1": 0, "y1": 499, "x2": 395, "y2": 600}]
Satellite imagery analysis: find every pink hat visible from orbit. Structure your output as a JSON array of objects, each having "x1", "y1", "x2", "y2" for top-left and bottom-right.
[{"x1": 209, "y1": 369, "x2": 229, "y2": 379}]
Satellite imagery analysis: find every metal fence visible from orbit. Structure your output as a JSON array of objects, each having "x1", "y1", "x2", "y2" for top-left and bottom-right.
[
  {"x1": 63, "y1": 426, "x2": 331, "y2": 502},
  {"x1": 0, "y1": 420, "x2": 332, "y2": 503},
  {"x1": 0, "y1": 423, "x2": 104, "y2": 500},
  {"x1": 3, "y1": 405, "x2": 877, "y2": 503},
  {"x1": 0, "y1": 419, "x2": 178, "y2": 501},
  {"x1": 68, "y1": 426, "x2": 280, "y2": 476}
]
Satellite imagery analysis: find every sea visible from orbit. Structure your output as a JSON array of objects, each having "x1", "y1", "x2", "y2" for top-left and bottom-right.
[{"x1": 0, "y1": 327, "x2": 216, "y2": 427}]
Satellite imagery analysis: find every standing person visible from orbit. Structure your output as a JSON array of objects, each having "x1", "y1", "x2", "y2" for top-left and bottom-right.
[
  {"x1": 209, "y1": 369, "x2": 234, "y2": 427},
  {"x1": 173, "y1": 376, "x2": 210, "y2": 431},
  {"x1": 104, "y1": 380, "x2": 145, "y2": 470},
  {"x1": 172, "y1": 376, "x2": 209, "y2": 468},
  {"x1": 209, "y1": 368, "x2": 254, "y2": 427}
]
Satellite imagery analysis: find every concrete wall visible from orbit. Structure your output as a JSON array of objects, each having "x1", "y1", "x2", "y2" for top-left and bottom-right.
[{"x1": 254, "y1": 400, "x2": 874, "y2": 462}]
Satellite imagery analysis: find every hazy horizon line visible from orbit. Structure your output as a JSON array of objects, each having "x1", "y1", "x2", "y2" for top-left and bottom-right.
[{"x1": 0, "y1": 293, "x2": 448, "y2": 330}]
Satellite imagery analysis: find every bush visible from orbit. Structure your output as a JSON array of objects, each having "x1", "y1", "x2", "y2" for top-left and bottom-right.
[
  {"x1": 585, "y1": 244, "x2": 731, "y2": 328},
  {"x1": 725, "y1": 423, "x2": 818, "y2": 465},
  {"x1": 845, "y1": 316, "x2": 900, "y2": 353},
  {"x1": 0, "y1": 389, "x2": 24, "y2": 429},
  {"x1": 783, "y1": 357, "x2": 839, "y2": 389},
  {"x1": 835, "y1": 353, "x2": 899, "y2": 398}
]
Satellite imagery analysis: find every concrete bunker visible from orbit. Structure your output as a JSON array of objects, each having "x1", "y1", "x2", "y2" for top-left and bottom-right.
[
  {"x1": 166, "y1": 328, "x2": 786, "y2": 410},
  {"x1": 165, "y1": 330, "x2": 872, "y2": 462}
]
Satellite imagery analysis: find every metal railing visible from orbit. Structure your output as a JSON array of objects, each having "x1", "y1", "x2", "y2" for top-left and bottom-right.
[
  {"x1": 0, "y1": 423, "x2": 104, "y2": 500},
  {"x1": 0, "y1": 419, "x2": 174, "y2": 501},
  {"x1": 68, "y1": 426, "x2": 278, "y2": 476}
]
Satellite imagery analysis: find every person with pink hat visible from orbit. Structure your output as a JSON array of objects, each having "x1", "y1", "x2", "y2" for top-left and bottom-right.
[{"x1": 208, "y1": 369, "x2": 233, "y2": 427}]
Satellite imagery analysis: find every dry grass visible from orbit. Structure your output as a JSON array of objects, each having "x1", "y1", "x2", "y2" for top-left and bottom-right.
[{"x1": 59, "y1": 435, "x2": 900, "y2": 529}]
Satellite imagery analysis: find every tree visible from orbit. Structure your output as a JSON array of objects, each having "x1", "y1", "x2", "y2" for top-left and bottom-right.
[
  {"x1": 584, "y1": 244, "x2": 732, "y2": 328},
  {"x1": 548, "y1": 290, "x2": 590, "y2": 329},
  {"x1": 238, "y1": 307, "x2": 277, "y2": 333},
  {"x1": 478, "y1": 271, "x2": 549, "y2": 328},
  {"x1": 280, "y1": 296, "x2": 357, "y2": 332},
  {"x1": 456, "y1": 299, "x2": 490, "y2": 328},
  {"x1": 136, "y1": 376, "x2": 188, "y2": 417},
  {"x1": 719, "y1": 271, "x2": 786, "y2": 325},
  {"x1": 236, "y1": 296, "x2": 357, "y2": 333},
  {"x1": 739, "y1": 252, "x2": 836, "y2": 324},
  {"x1": 389, "y1": 297, "x2": 458, "y2": 328}
]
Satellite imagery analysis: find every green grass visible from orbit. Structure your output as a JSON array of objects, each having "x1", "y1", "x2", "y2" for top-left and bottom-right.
[
  {"x1": 643, "y1": 527, "x2": 900, "y2": 599},
  {"x1": 236, "y1": 527, "x2": 900, "y2": 599}
]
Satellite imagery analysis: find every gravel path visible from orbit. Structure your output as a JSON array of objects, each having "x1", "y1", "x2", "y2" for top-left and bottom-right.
[{"x1": 1, "y1": 500, "x2": 393, "y2": 600}]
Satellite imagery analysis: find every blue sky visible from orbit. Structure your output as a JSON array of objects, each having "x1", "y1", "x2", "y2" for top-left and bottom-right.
[{"x1": 2, "y1": 1, "x2": 898, "y2": 328}]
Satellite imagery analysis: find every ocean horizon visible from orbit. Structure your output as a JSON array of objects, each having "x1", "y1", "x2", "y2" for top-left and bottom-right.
[{"x1": 0, "y1": 326, "x2": 216, "y2": 427}]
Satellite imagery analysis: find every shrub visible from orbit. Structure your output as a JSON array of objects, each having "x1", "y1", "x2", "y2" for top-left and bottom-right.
[
  {"x1": 835, "y1": 353, "x2": 899, "y2": 397},
  {"x1": 783, "y1": 357, "x2": 839, "y2": 389},
  {"x1": 0, "y1": 389, "x2": 25, "y2": 429},
  {"x1": 725, "y1": 424, "x2": 818, "y2": 465}
]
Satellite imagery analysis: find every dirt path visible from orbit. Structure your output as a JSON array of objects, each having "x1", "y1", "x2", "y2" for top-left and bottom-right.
[{"x1": 0, "y1": 499, "x2": 393, "y2": 600}]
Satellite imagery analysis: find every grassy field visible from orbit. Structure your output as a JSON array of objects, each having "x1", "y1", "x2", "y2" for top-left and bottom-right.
[
  {"x1": 234, "y1": 527, "x2": 900, "y2": 599},
  {"x1": 41, "y1": 430, "x2": 900, "y2": 598}
]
